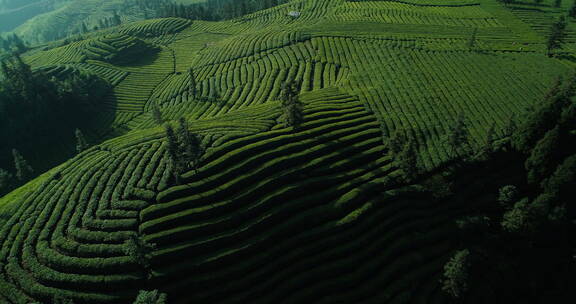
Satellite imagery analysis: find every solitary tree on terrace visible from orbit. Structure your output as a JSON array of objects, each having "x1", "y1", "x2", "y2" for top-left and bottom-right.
[
  {"x1": 442, "y1": 249, "x2": 471, "y2": 298},
  {"x1": 123, "y1": 234, "x2": 156, "y2": 278},
  {"x1": 177, "y1": 117, "x2": 203, "y2": 172},
  {"x1": 546, "y1": 15, "x2": 568, "y2": 57},
  {"x1": 75, "y1": 128, "x2": 89, "y2": 153},
  {"x1": 133, "y1": 290, "x2": 167, "y2": 304},
  {"x1": 188, "y1": 67, "x2": 197, "y2": 98},
  {"x1": 398, "y1": 137, "x2": 419, "y2": 182},
  {"x1": 12, "y1": 149, "x2": 33, "y2": 182},
  {"x1": 467, "y1": 27, "x2": 478, "y2": 50},
  {"x1": 278, "y1": 80, "x2": 304, "y2": 129},
  {"x1": 446, "y1": 112, "x2": 470, "y2": 158},
  {"x1": 152, "y1": 102, "x2": 164, "y2": 125}
]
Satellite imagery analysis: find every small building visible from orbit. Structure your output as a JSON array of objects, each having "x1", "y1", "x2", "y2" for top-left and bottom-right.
[{"x1": 288, "y1": 11, "x2": 301, "y2": 18}]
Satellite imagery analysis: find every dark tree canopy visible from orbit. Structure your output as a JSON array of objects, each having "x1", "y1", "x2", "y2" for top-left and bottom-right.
[{"x1": 0, "y1": 54, "x2": 110, "y2": 173}]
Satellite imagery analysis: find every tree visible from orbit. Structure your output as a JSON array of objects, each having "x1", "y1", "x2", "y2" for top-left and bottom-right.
[
  {"x1": 165, "y1": 119, "x2": 203, "y2": 182},
  {"x1": 524, "y1": 126, "x2": 561, "y2": 185},
  {"x1": 75, "y1": 129, "x2": 89, "y2": 153},
  {"x1": 498, "y1": 185, "x2": 519, "y2": 209},
  {"x1": 132, "y1": 290, "x2": 167, "y2": 304},
  {"x1": 546, "y1": 15, "x2": 567, "y2": 57},
  {"x1": 12, "y1": 149, "x2": 33, "y2": 182},
  {"x1": 176, "y1": 117, "x2": 202, "y2": 171},
  {"x1": 504, "y1": 114, "x2": 517, "y2": 136},
  {"x1": 164, "y1": 124, "x2": 183, "y2": 182},
  {"x1": 556, "y1": 0, "x2": 563, "y2": 8},
  {"x1": 388, "y1": 128, "x2": 407, "y2": 156},
  {"x1": 188, "y1": 67, "x2": 197, "y2": 98},
  {"x1": 0, "y1": 169, "x2": 14, "y2": 195},
  {"x1": 456, "y1": 215, "x2": 491, "y2": 234},
  {"x1": 543, "y1": 154, "x2": 576, "y2": 197},
  {"x1": 397, "y1": 137, "x2": 419, "y2": 182},
  {"x1": 446, "y1": 112, "x2": 470, "y2": 158},
  {"x1": 501, "y1": 198, "x2": 547, "y2": 234},
  {"x1": 123, "y1": 234, "x2": 156, "y2": 277},
  {"x1": 442, "y1": 249, "x2": 471, "y2": 298},
  {"x1": 482, "y1": 122, "x2": 496, "y2": 156},
  {"x1": 152, "y1": 102, "x2": 164, "y2": 125},
  {"x1": 467, "y1": 27, "x2": 478, "y2": 50},
  {"x1": 278, "y1": 80, "x2": 304, "y2": 129},
  {"x1": 570, "y1": 0, "x2": 576, "y2": 17},
  {"x1": 512, "y1": 74, "x2": 574, "y2": 153}
]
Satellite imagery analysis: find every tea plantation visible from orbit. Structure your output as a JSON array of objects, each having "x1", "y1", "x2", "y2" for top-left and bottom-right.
[{"x1": 0, "y1": 0, "x2": 574, "y2": 303}]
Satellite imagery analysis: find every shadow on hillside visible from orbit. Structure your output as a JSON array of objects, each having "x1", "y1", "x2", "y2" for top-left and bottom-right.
[
  {"x1": 556, "y1": 53, "x2": 576, "y2": 62},
  {"x1": 114, "y1": 47, "x2": 161, "y2": 68}
]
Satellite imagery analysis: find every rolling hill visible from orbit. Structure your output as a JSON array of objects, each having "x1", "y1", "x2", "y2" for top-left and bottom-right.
[{"x1": 0, "y1": 0, "x2": 574, "y2": 303}]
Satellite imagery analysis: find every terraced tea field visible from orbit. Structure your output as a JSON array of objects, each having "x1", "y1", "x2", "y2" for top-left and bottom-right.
[{"x1": 1, "y1": 0, "x2": 574, "y2": 303}]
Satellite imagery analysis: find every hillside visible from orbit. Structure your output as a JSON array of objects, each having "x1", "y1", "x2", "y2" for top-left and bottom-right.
[
  {"x1": 0, "y1": 0, "x2": 574, "y2": 303},
  {"x1": 0, "y1": 0, "x2": 207, "y2": 44}
]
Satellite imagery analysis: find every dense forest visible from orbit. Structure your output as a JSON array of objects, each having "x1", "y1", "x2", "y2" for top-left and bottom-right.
[{"x1": 0, "y1": 55, "x2": 109, "y2": 195}]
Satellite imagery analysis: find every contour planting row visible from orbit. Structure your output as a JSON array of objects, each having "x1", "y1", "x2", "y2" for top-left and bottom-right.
[
  {"x1": 310, "y1": 36, "x2": 566, "y2": 168},
  {"x1": 0, "y1": 139, "x2": 175, "y2": 302},
  {"x1": 334, "y1": 0, "x2": 500, "y2": 28},
  {"x1": 138, "y1": 102, "x2": 427, "y2": 303},
  {"x1": 103, "y1": 48, "x2": 174, "y2": 113},
  {"x1": 117, "y1": 18, "x2": 191, "y2": 39}
]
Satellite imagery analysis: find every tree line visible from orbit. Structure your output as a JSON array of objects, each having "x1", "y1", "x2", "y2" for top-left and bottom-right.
[
  {"x1": 0, "y1": 55, "x2": 109, "y2": 196},
  {"x1": 156, "y1": 0, "x2": 289, "y2": 21},
  {"x1": 436, "y1": 73, "x2": 576, "y2": 300},
  {"x1": 0, "y1": 33, "x2": 26, "y2": 55}
]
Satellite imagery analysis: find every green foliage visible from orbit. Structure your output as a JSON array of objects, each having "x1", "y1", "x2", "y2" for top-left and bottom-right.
[
  {"x1": 525, "y1": 126, "x2": 561, "y2": 185},
  {"x1": 12, "y1": 149, "x2": 32, "y2": 182},
  {"x1": 442, "y1": 249, "x2": 471, "y2": 298},
  {"x1": 165, "y1": 118, "x2": 203, "y2": 182},
  {"x1": 158, "y1": 0, "x2": 289, "y2": 21},
  {"x1": 75, "y1": 129, "x2": 89, "y2": 154},
  {"x1": 570, "y1": 0, "x2": 576, "y2": 18},
  {"x1": 456, "y1": 215, "x2": 491, "y2": 233},
  {"x1": 0, "y1": 168, "x2": 14, "y2": 196},
  {"x1": 0, "y1": 33, "x2": 26, "y2": 53},
  {"x1": 278, "y1": 80, "x2": 304, "y2": 129},
  {"x1": 466, "y1": 27, "x2": 478, "y2": 50},
  {"x1": 152, "y1": 102, "x2": 164, "y2": 125},
  {"x1": 188, "y1": 67, "x2": 197, "y2": 98},
  {"x1": 513, "y1": 75, "x2": 574, "y2": 153},
  {"x1": 501, "y1": 198, "x2": 546, "y2": 234},
  {"x1": 388, "y1": 128, "x2": 421, "y2": 181},
  {"x1": 546, "y1": 15, "x2": 567, "y2": 57},
  {"x1": 132, "y1": 290, "x2": 167, "y2": 304},
  {"x1": 556, "y1": 0, "x2": 563, "y2": 8},
  {"x1": 543, "y1": 154, "x2": 576, "y2": 197},
  {"x1": 176, "y1": 117, "x2": 203, "y2": 170},
  {"x1": 446, "y1": 112, "x2": 470, "y2": 158},
  {"x1": 123, "y1": 234, "x2": 156, "y2": 276},
  {"x1": 498, "y1": 185, "x2": 519, "y2": 209},
  {"x1": 0, "y1": 53, "x2": 110, "y2": 171}
]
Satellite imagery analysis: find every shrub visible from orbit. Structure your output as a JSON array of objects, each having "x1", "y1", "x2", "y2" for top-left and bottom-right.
[{"x1": 442, "y1": 249, "x2": 471, "y2": 298}]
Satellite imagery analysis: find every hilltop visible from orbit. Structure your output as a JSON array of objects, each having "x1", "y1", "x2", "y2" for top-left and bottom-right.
[{"x1": 0, "y1": 0, "x2": 574, "y2": 303}]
